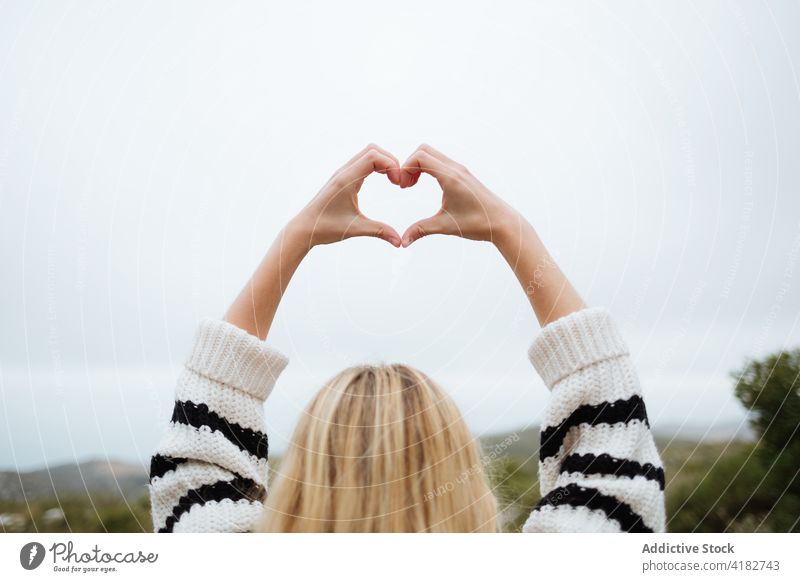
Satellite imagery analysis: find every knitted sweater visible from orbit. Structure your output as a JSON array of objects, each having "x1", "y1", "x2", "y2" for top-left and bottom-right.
[{"x1": 149, "y1": 307, "x2": 666, "y2": 533}]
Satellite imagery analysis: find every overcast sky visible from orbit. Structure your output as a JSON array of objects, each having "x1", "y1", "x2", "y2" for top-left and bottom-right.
[{"x1": 1, "y1": 1, "x2": 799, "y2": 471}]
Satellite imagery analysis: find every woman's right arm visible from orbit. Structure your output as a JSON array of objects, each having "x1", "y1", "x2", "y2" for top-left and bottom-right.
[
  {"x1": 149, "y1": 145, "x2": 403, "y2": 532},
  {"x1": 400, "y1": 145, "x2": 666, "y2": 532}
]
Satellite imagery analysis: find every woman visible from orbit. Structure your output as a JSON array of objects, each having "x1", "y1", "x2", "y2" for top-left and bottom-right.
[{"x1": 148, "y1": 144, "x2": 666, "y2": 533}]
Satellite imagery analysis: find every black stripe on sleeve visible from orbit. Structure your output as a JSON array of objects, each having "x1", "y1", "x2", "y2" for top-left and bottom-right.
[
  {"x1": 534, "y1": 483, "x2": 653, "y2": 533},
  {"x1": 539, "y1": 395, "x2": 649, "y2": 461},
  {"x1": 149, "y1": 455, "x2": 188, "y2": 481},
  {"x1": 561, "y1": 453, "x2": 665, "y2": 490},
  {"x1": 171, "y1": 400, "x2": 269, "y2": 461},
  {"x1": 158, "y1": 477, "x2": 265, "y2": 533}
]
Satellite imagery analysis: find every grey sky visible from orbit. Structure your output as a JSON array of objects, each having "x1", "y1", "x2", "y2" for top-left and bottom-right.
[{"x1": 1, "y1": 1, "x2": 799, "y2": 470}]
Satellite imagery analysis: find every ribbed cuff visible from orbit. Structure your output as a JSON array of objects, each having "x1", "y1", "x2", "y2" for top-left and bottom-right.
[
  {"x1": 185, "y1": 318, "x2": 289, "y2": 401},
  {"x1": 528, "y1": 307, "x2": 629, "y2": 389}
]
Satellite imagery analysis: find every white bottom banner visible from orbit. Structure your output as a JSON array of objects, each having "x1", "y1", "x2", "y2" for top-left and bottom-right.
[{"x1": 1, "y1": 533, "x2": 796, "y2": 581}]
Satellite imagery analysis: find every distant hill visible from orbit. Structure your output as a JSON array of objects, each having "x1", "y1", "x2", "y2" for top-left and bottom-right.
[
  {"x1": 480, "y1": 426, "x2": 540, "y2": 468},
  {"x1": 0, "y1": 419, "x2": 754, "y2": 504},
  {"x1": 478, "y1": 420, "x2": 754, "y2": 470},
  {"x1": 651, "y1": 419, "x2": 756, "y2": 443},
  {"x1": 0, "y1": 459, "x2": 148, "y2": 503},
  {"x1": 0, "y1": 422, "x2": 767, "y2": 533}
]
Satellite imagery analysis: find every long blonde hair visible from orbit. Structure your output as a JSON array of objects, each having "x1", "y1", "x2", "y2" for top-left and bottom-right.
[{"x1": 259, "y1": 364, "x2": 498, "y2": 532}]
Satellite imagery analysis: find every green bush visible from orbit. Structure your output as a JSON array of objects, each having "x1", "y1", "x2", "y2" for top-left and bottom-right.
[
  {"x1": 665, "y1": 348, "x2": 800, "y2": 532},
  {"x1": 666, "y1": 442, "x2": 771, "y2": 532},
  {"x1": 0, "y1": 494, "x2": 151, "y2": 533},
  {"x1": 733, "y1": 349, "x2": 800, "y2": 532},
  {"x1": 488, "y1": 456, "x2": 539, "y2": 532}
]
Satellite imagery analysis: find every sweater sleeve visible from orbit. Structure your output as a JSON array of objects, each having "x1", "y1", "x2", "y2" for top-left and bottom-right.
[
  {"x1": 148, "y1": 318, "x2": 289, "y2": 533},
  {"x1": 521, "y1": 308, "x2": 666, "y2": 533}
]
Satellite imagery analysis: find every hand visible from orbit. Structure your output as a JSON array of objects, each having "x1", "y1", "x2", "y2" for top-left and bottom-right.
[
  {"x1": 399, "y1": 144, "x2": 584, "y2": 325},
  {"x1": 289, "y1": 144, "x2": 403, "y2": 248},
  {"x1": 398, "y1": 144, "x2": 518, "y2": 247},
  {"x1": 225, "y1": 144, "x2": 401, "y2": 339}
]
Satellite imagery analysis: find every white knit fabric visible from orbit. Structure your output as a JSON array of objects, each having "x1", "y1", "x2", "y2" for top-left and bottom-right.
[
  {"x1": 149, "y1": 318, "x2": 287, "y2": 533},
  {"x1": 523, "y1": 308, "x2": 665, "y2": 532},
  {"x1": 525, "y1": 504, "x2": 624, "y2": 533},
  {"x1": 185, "y1": 317, "x2": 288, "y2": 400},
  {"x1": 150, "y1": 308, "x2": 665, "y2": 533},
  {"x1": 171, "y1": 499, "x2": 263, "y2": 533}
]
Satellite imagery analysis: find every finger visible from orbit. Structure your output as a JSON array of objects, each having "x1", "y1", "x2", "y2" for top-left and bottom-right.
[
  {"x1": 399, "y1": 149, "x2": 453, "y2": 188},
  {"x1": 416, "y1": 143, "x2": 463, "y2": 168},
  {"x1": 350, "y1": 216, "x2": 402, "y2": 247},
  {"x1": 404, "y1": 171, "x2": 422, "y2": 188},
  {"x1": 341, "y1": 144, "x2": 401, "y2": 185},
  {"x1": 365, "y1": 144, "x2": 402, "y2": 185},
  {"x1": 335, "y1": 150, "x2": 399, "y2": 192},
  {"x1": 343, "y1": 143, "x2": 398, "y2": 167},
  {"x1": 350, "y1": 149, "x2": 399, "y2": 180},
  {"x1": 400, "y1": 212, "x2": 451, "y2": 247}
]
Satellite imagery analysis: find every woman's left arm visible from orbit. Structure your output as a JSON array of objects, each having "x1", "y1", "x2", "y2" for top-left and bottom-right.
[
  {"x1": 148, "y1": 145, "x2": 402, "y2": 532},
  {"x1": 225, "y1": 144, "x2": 403, "y2": 339},
  {"x1": 398, "y1": 145, "x2": 665, "y2": 532}
]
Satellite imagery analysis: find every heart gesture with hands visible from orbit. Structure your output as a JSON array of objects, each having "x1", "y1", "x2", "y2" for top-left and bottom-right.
[
  {"x1": 288, "y1": 143, "x2": 518, "y2": 250},
  {"x1": 289, "y1": 144, "x2": 405, "y2": 248},
  {"x1": 398, "y1": 145, "x2": 518, "y2": 247},
  {"x1": 226, "y1": 143, "x2": 585, "y2": 340}
]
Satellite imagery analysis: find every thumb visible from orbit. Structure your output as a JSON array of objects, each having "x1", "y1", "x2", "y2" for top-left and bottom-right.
[
  {"x1": 401, "y1": 213, "x2": 450, "y2": 247},
  {"x1": 352, "y1": 216, "x2": 402, "y2": 248}
]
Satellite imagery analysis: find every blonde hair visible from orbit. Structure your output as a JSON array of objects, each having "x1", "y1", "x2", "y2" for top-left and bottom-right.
[{"x1": 259, "y1": 364, "x2": 498, "y2": 532}]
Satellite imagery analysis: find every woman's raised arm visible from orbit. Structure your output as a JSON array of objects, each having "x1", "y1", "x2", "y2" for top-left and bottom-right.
[
  {"x1": 149, "y1": 145, "x2": 402, "y2": 532},
  {"x1": 400, "y1": 145, "x2": 666, "y2": 532},
  {"x1": 226, "y1": 144, "x2": 403, "y2": 339},
  {"x1": 399, "y1": 144, "x2": 585, "y2": 326}
]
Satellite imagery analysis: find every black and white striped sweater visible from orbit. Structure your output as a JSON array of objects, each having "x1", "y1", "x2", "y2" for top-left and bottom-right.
[{"x1": 149, "y1": 307, "x2": 666, "y2": 532}]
